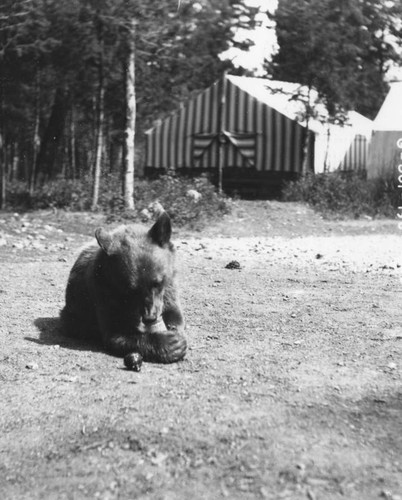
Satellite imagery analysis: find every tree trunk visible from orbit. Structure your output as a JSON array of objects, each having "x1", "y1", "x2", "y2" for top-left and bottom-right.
[
  {"x1": 30, "y1": 69, "x2": 41, "y2": 194},
  {"x1": 0, "y1": 77, "x2": 5, "y2": 209},
  {"x1": 323, "y1": 126, "x2": 331, "y2": 173},
  {"x1": 0, "y1": 132, "x2": 5, "y2": 210},
  {"x1": 70, "y1": 107, "x2": 77, "y2": 179},
  {"x1": 123, "y1": 19, "x2": 136, "y2": 211},
  {"x1": 89, "y1": 94, "x2": 97, "y2": 177},
  {"x1": 301, "y1": 84, "x2": 313, "y2": 175},
  {"x1": 35, "y1": 87, "x2": 69, "y2": 183},
  {"x1": 10, "y1": 148, "x2": 18, "y2": 182},
  {"x1": 91, "y1": 35, "x2": 105, "y2": 211}
]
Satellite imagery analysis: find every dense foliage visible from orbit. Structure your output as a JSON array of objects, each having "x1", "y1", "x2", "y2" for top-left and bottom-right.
[
  {"x1": 0, "y1": 0, "x2": 257, "y2": 205},
  {"x1": 5, "y1": 173, "x2": 231, "y2": 228},
  {"x1": 1, "y1": 1, "x2": 400, "y2": 217},
  {"x1": 268, "y1": 0, "x2": 402, "y2": 119},
  {"x1": 282, "y1": 171, "x2": 398, "y2": 218}
]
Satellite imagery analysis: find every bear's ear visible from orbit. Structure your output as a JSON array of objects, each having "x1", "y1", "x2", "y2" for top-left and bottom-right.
[
  {"x1": 95, "y1": 228, "x2": 114, "y2": 255},
  {"x1": 148, "y1": 212, "x2": 172, "y2": 247}
]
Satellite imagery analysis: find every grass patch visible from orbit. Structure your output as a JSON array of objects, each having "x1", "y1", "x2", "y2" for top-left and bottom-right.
[
  {"x1": 282, "y1": 171, "x2": 398, "y2": 218},
  {"x1": 4, "y1": 172, "x2": 231, "y2": 229}
]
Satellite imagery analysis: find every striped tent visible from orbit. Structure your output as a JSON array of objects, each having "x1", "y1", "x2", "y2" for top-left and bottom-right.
[
  {"x1": 145, "y1": 75, "x2": 314, "y2": 178},
  {"x1": 339, "y1": 134, "x2": 369, "y2": 172},
  {"x1": 145, "y1": 75, "x2": 371, "y2": 195}
]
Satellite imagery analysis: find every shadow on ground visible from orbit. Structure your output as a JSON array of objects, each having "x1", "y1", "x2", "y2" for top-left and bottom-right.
[
  {"x1": 294, "y1": 391, "x2": 402, "y2": 457},
  {"x1": 26, "y1": 317, "x2": 101, "y2": 353}
]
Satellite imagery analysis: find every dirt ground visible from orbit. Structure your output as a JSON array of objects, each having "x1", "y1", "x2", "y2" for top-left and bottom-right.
[{"x1": 0, "y1": 200, "x2": 401, "y2": 500}]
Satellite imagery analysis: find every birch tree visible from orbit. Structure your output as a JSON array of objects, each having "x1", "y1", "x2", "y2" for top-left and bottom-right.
[
  {"x1": 91, "y1": 31, "x2": 105, "y2": 211},
  {"x1": 123, "y1": 19, "x2": 136, "y2": 210}
]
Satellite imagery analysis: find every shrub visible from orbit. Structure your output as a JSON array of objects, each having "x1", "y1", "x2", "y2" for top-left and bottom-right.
[
  {"x1": 282, "y1": 170, "x2": 398, "y2": 218},
  {"x1": 6, "y1": 178, "x2": 94, "y2": 211},
  {"x1": 5, "y1": 172, "x2": 231, "y2": 228},
  {"x1": 132, "y1": 173, "x2": 231, "y2": 228}
]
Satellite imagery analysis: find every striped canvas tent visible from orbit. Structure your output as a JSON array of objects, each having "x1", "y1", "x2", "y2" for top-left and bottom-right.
[
  {"x1": 328, "y1": 111, "x2": 372, "y2": 173},
  {"x1": 339, "y1": 134, "x2": 369, "y2": 172},
  {"x1": 145, "y1": 75, "x2": 371, "y2": 195},
  {"x1": 145, "y1": 75, "x2": 314, "y2": 179}
]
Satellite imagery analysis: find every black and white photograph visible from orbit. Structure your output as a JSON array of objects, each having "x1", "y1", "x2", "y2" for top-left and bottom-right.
[{"x1": 0, "y1": 0, "x2": 401, "y2": 498}]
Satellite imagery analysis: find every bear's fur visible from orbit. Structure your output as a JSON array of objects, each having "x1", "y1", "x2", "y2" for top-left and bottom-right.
[{"x1": 60, "y1": 212, "x2": 186, "y2": 363}]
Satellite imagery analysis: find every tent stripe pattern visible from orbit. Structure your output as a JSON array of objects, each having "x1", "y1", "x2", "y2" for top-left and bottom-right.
[
  {"x1": 339, "y1": 134, "x2": 368, "y2": 171},
  {"x1": 145, "y1": 75, "x2": 312, "y2": 173},
  {"x1": 224, "y1": 132, "x2": 256, "y2": 167}
]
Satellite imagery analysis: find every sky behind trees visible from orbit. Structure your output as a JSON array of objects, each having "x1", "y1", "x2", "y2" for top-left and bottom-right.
[{"x1": 221, "y1": 0, "x2": 278, "y2": 74}]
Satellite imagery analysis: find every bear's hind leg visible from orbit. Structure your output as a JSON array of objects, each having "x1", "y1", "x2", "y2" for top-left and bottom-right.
[{"x1": 60, "y1": 304, "x2": 99, "y2": 340}]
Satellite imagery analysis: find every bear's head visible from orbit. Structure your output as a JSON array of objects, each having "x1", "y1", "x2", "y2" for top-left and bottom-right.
[{"x1": 95, "y1": 212, "x2": 175, "y2": 325}]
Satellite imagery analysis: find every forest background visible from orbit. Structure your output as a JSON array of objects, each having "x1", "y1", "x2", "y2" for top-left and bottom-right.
[{"x1": 0, "y1": 0, "x2": 401, "y2": 212}]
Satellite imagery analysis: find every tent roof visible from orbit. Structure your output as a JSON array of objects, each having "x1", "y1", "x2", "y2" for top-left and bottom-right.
[
  {"x1": 372, "y1": 81, "x2": 402, "y2": 131},
  {"x1": 227, "y1": 75, "x2": 371, "y2": 133},
  {"x1": 146, "y1": 75, "x2": 372, "y2": 134},
  {"x1": 227, "y1": 75, "x2": 325, "y2": 132}
]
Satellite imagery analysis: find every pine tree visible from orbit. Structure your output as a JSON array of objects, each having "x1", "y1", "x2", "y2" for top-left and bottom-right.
[
  {"x1": 268, "y1": 0, "x2": 402, "y2": 120},
  {"x1": 0, "y1": 0, "x2": 258, "y2": 208}
]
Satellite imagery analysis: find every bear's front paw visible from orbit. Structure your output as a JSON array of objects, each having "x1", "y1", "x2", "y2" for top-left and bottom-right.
[
  {"x1": 139, "y1": 331, "x2": 187, "y2": 364},
  {"x1": 161, "y1": 332, "x2": 187, "y2": 362}
]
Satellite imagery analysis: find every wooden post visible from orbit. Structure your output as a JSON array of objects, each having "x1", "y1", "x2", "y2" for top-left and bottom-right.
[{"x1": 218, "y1": 73, "x2": 228, "y2": 194}]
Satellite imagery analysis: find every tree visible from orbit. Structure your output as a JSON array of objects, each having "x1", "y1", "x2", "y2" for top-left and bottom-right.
[
  {"x1": 353, "y1": 0, "x2": 402, "y2": 117},
  {"x1": 123, "y1": 19, "x2": 136, "y2": 210},
  {"x1": 89, "y1": 1, "x2": 106, "y2": 210},
  {"x1": 0, "y1": 0, "x2": 258, "y2": 209},
  {"x1": 0, "y1": 0, "x2": 58, "y2": 202},
  {"x1": 267, "y1": 0, "x2": 402, "y2": 120},
  {"x1": 80, "y1": 0, "x2": 258, "y2": 209},
  {"x1": 135, "y1": 0, "x2": 258, "y2": 122}
]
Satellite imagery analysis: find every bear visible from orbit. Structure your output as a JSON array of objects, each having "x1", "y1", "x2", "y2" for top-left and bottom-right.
[{"x1": 60, "y1": 212, "x2": 187, "y2": 363}]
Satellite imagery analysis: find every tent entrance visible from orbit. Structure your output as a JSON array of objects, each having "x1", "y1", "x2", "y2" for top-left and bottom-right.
[
  {"x1": 192, "y1": 133, "x2": 217, "y2": 168},
  {"x1": 192, "y1": 131, "x2": 257, "y2": 168}
]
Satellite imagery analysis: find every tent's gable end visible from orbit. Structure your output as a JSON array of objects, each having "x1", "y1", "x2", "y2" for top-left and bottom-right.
[
  {"x1": 373, "y1": 82, "x2": 402, "y2": 131},
  {"x1": 145, "y1": 77, "x2": 223, "y2": 136},
  {"x1": 230, "y1": 79, "x2": 316, "y2": 133}
]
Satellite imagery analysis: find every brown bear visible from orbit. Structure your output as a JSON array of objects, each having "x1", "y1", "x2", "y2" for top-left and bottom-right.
[{"x1": 60, "y1": 212, "x2": 187, "y2": 363}]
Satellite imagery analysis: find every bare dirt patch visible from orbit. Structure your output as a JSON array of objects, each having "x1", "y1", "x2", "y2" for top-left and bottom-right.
[{"x1": 0, "y1": 201, "x2": 401, "y2": 500}]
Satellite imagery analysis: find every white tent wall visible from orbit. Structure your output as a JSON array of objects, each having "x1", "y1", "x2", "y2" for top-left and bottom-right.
[
  {"x1": 314, "y1": 112, "x2": 373, "y2": 173},
  {"x1": 367, "y1": 81, "x2": 402, "y2": 179},
  {"x1": 313, "y1": 123, "x2": 356, "y2": 173}
]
